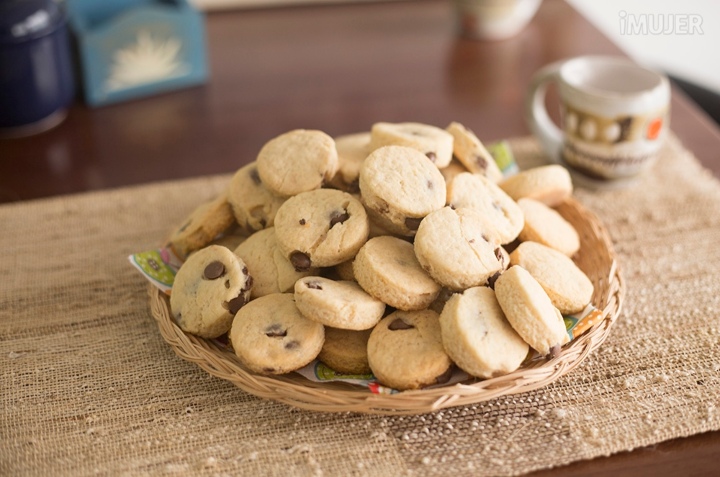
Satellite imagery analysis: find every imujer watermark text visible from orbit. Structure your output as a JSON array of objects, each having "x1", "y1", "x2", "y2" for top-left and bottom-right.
[{"x1": 619, "y1": 11, "x2": 703, "y2": 35}]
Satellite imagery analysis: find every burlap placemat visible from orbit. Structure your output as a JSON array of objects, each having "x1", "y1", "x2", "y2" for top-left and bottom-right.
[{"x1": 2, "y1": 134, "x2": 719, "y2": 476}]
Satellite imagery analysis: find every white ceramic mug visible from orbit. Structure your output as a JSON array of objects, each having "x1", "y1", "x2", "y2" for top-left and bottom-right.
[
  {"x1": 454, "y1": 0, "x2": 542, "y2": 41},
  {"x1": 526, "y1": 56, "x2": 670, "y2": 182}
]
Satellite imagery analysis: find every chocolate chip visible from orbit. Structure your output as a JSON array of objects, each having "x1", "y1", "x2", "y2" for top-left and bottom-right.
[
  {"x1": 449, "y1": 203, "x2": 456, "y2": 210},
  {"x1": 435, "y1": 366, "x2": 453, "y2": 385},
  {"x1": 427, "y1": 180, "x2": 434, "y2": 189},
  {"x1": 242, "y1": 266, "x2": 249, "y2": 275},
  {"x1": 330, "y1": 210, "x2": 350, "y2": 227},
  {"x1": 388, "y1": 318, "x2": 414, "y2": 330},
  {"x1": 306, "y1": 281, "x2": 323, "y2": 290},
  {"x1": 224, "y1": 294, "x2": 246, "y2": 314},
  {"x1": 284, "y1": 340, "x2": 299, "y2": 350},
  {"x1": 494, "y1": 248, "x2": 504, "y2": 265},
  {"x1": 475, "y1": 155, "x2": 488, "y2": 169},
  {"x1": 243, "y1": 275, "x2": 254, "y2": 291},
  {"x1": 265, "y1": 324, "x2": 287, "y2": 338},
  {"x1": 249, "y1": 168, "x2": 262, "y2": 185},
  {"x1": 487, "y1": 271, "x2": 501, "y2": 289},
  {"x1": 204, "y1": 261, "x2": 225, "y2": 280},
  {"x1": 425, "y1": 152, "x2": 436, "y2": 162},
  {"x1": 469, "y1": 239, "x2": 476, "y2": 244},
  {"x1": 404, "y1": 217, "x2": 422, "y2": 231},
  {"x1": 299, "y1": 218, "x2": 306, "y2": 225},
  {"x1": 290, "y1": 251, "x2": 312, "y2": 272},
  {"x1": 549, "y1": 344, "x2": 562, "y2": 358},
  {"x1": 377, "y1": 200, "x2": 390, "y2": 215}
]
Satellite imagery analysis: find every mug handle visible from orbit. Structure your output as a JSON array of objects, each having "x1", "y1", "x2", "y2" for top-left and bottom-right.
[{"x1": 525, "y1": 60, "x2": 565, "y2": 162}]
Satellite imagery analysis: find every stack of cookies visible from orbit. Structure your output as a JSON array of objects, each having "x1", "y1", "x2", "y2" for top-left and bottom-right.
[{"x1": 167, "y1": 122, "x2": 594, "y2": 391}]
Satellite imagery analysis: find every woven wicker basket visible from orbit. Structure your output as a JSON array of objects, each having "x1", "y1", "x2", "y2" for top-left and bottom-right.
[{"x1": 150, "y1": 197, "x2": 624, "y2": 415}]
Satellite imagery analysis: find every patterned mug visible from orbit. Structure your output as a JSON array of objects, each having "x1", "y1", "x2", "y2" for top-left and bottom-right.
[{"x1": 525, "y1": 56, "x2": 670, "y2": 183}]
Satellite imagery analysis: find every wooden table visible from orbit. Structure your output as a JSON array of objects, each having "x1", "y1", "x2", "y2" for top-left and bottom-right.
[{"x1": 2, "y1": 1, "x2": 719, "y2": 474}]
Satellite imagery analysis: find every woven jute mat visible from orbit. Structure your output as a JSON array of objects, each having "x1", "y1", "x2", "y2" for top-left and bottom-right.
[{"x1": 2, "y1": 134, "x2": 719, "y2": 476}]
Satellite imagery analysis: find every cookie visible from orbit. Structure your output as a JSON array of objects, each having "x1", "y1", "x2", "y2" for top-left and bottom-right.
[
  {"x1": 367, "y1": 310, "x2": 453, "y2": 390},
  {"x1": 168, "y1": 192, "x2": 236, "y2": 259},
  {"x1": 499, "y1": 165, "x2": 572, "y2": 207},
  {"x1": 369, "y1": 122, "x2": 454, "y2": 168},
  {"x1": 414, "y1": 206, "x2": 503, "y2": 290},
  {"x1": 509, "y1": 241, "x2": 593, "y2": 314},
  {"x1": 170, "y1": 245, "x2": 253, "y2": 339},
  {"x1": 446, "y1": 122, "x2": 503, "y2": 183},
  {"x1": 274, "y1": 189, "x2": 369, "y2": 269},
  {"x1": 494, "y1": 265, "x2": 569, "y2": 357},
  {"x1": 517, "y1": 198, "x2": 580, "y2": 257},
  {"x1": 318, "y1": 327, "x2": 372, "y2": 375},
  {"x1": 353, "y1": 236, "x2": 441, "y2": 311},
  {"x1": 227, "y1": 162, "x2": 286, "y2": 233},
  {"x1": 327, "y1": 132, "x2": 370, "y2": 192},
  {"x1": 256, "y1": 129, "x2": 338, "y2": 197},
  {"x1": 446, "y1": 172, "x2": 524, "y2": 244},
  {"x1": 359, "y1": 145, "x2": 446, "y2": 236},
  {"x1": 234, "y1": 227, "x2": 315, "y2": 299},
  {"x1": 439, "y1": 286, "x2": 529, "y2": 378},
  {"x1": 294, "y1": 277, "x2": 386, "y2": 330},
  {"x1": 229, "y1": 293, "x2": 325, "y2": 375}
]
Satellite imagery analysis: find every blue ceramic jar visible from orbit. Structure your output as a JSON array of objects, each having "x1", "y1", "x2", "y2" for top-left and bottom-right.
[{"x1": 0, "y1": 0, "x2": 75, "y2": 136}]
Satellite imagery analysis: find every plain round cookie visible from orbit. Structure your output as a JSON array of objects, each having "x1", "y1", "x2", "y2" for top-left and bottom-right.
[
  {"x1": 499, "y1": 165, "x2": 573, "y2": 207},
  {"x1": 517, "y1": 198, "x2": 580, "y2": 257},
  {"x1": 369, "y1": 122, "x2": 454, "y2": 168},
  {"x1": 414, "y1": 206, "x2": 503, "y2": 290},
  {"x1": 318, "y1": 327, "x2": 372, "y2": 375},
  {"x1": 234, "y1": 227, "x2": 315, "y2": 299},
  {"x1": 440, "y1": 286, "x2": 529, "y2": 379},
  {"x1": 327, "y1": 132, "x2": 370, "y2": 192},
  {"x1": 274, "y1": 189, "x2": 369, "y2": 269},
  {"x1": 227, "y1": 162, "x2": 286, "y2": 233},
  {"x1": 509, "y1": 241, "x2": 593, "y2": 314},
  {"x1": 367, "y1": 310, "x2": 453, "y2": 390},
  {"x1": 294, "y1": 277, "x2": 385, "y2": 330},
  {"x1": 168, "y1": 192, "x2": 236, "y2": 259},
  {"x1": 446, "y1": 122, "x2": 503, "y2": 183},
  {"x1": 494, "y1": 265, "x2": 569, "y2": 357},
  {"x1": 446, "y1": 172, "x2": 524, "y2": 244},
  {"x1": 170, "y1": 245, "x2": 253, "y2": 338},
  {"x1": 229, "y1": 293, "x2": 324, "y2": 375},
  {"x1": 353, "y1": 236, "x2": 441, "y2": 311},
  {"x1": 359, "y1": 145, "x2": 446, "y2": 236},
  {"x1": 256, "y1": 129, "x2": 338, "y2": 197}
]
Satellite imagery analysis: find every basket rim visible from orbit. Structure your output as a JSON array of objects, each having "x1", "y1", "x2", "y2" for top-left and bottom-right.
[{"x1": 149, "y1": 196, "x2": 625, "y2": 415}]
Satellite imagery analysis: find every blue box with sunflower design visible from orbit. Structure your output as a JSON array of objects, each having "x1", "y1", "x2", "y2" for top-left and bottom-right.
[{"x1": 66, "y1": 0, "x2": 208, "y2": 106}]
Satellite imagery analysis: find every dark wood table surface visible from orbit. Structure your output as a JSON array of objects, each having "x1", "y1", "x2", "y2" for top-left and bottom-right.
[{"x1": 2, "y1": 0, "x2": 719, "y2": 474}]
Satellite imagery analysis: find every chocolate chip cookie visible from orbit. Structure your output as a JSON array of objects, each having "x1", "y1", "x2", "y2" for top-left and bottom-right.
[{"x1": 170, "y1": 245, "x2": 253, "y2": 338}]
